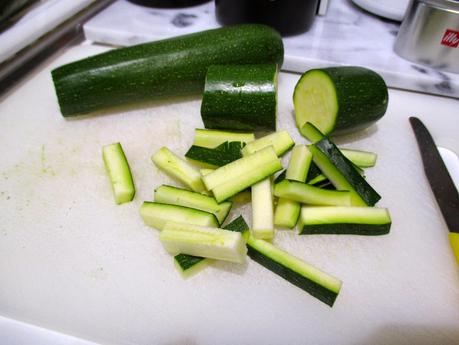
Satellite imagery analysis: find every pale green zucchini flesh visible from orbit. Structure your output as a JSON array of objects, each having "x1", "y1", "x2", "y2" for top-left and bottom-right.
[
  {"x1": 152, "y1": 147, "x2": 205, "y2": 193},
  {"x1": 102, "y1": 142, "x2": 135, "y2": 204},
  {"x1": 154, "y1": 185, "x2": 232, "y2": 225},
  {"x1": 274, "y1": 179, "x2": 352, "y2": 207},
  {"x1": 140, "y1": 202, "x2": 218, "y2": 230},
  {"x1": 251, "y1": 178, "x2": 274, "y2": 239},
  {"x1": 298, "y1": 206, "x2": 391, "y2": 235},
  {"x1": 241, "y1": 130, "x2": 294, "y2": 157},
  {"x1": 193, "y1": 129, "x2": 255, "y2": 148},
  {"x1": 173, "y1": 215, "x2": 249, "y2": 276},
  {"x1": 160, "y1": 221, "x2": 247, "y2": 263}
]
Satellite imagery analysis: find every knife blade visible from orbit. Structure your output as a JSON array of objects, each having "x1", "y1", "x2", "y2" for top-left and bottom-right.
[{"x1": 409, "y1": 116, "x2": 459, "y2": 265}]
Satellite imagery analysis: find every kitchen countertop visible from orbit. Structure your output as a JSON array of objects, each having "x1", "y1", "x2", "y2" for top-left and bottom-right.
[{"x1": 83, "y1": 0, "x2": 459, "y2": 98}]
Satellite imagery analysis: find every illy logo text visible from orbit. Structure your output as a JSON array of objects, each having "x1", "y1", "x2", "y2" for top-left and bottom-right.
[{"x1": 441, "y1": 29, "x2": 459, "y2": 48}]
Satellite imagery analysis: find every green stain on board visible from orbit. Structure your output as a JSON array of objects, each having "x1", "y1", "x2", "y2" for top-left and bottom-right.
[{"x1": 40, "y1": 145, "x2": 55, "y2": 176}]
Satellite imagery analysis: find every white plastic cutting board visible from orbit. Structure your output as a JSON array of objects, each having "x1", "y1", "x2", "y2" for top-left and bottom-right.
[{"x1": 0, "y1": 45, "x2": 458, "y2": 345}]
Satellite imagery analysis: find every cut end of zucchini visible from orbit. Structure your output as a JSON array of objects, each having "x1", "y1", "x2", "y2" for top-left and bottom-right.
[
  {"x1": 102, "y1": 143, "x2": 135, "y2": 204},
  {"x1": 293, "y1": 70, "x2": 338, "y2": 136},
  {"x1": 273, "y1": 198, "x2": 301, "y2": 229},
  {"x1": 251, "y1": 178, "x2": 274, "y2": 240}
]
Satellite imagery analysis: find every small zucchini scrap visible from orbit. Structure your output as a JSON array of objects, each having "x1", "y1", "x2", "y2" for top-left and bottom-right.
[{"x1": 102, "y1": 142, "x2": 135, "y2": 204}]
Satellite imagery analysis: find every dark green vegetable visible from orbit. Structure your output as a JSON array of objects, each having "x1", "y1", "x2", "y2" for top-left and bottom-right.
[
  {"x1": 246, "y1": 236, "x2": 342, "y2": 307},
  {"x1": 274, "y1": 169, "x2": 287, "y2": 184},
  {"x1": 52, "y1": 24, "x2": 284, "y2": 116},
  {"x1": 306, "y1": 162, "x2": 324, "y2": 184},
  {"x1": 174, "y1": 254, "x2": 205, "y2": 272},
  {"x1": 310, "y1": 137, "x2": 381, "y2": 206},
  {"x1": 201, "y1": 64, "x2": 278, "y2": 131},
  {"x1": 185, "y1": 141, "x2": 244, "y2": 168},
  {"x1": 294, "y1": 67, "x2": 388, "y2": 136},
  {"x1": 221, "y1": 215, "x2": 249, "y2": 232}
]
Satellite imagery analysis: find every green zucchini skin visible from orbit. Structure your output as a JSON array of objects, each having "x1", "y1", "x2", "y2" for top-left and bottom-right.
[
  {"x1": 223, "y1": 215, "x2": 249, "y2": 232},
  {"x1": 311, "y1": 138, "x2": 381, "y2": 206},
  {"x1": 306, "y1": 162, "x2": 323, "y2": 183},
  {"x1": 52, "y1": 24, "x2": 284, "y2": 116},
  {"x1": 185, "y1": 141, "x2": 244, "y2": 167},
  {"x1": 294, "y1": 67, "x2": 388, "y2": 135},
  {"x1": 301, "y1": 223, "x2": 390, "y2": 235},
  {"x1": 326, "y1": 67, "x2": 388, "y2": 134},
  {"x1": 201, "y1": 64, "x2": 278, "y2": 131},
  {"x1": 174, "y1": 254, "x2": 205, "y2": 271},
  {"x1": 246, "y1": 240, "x2": 340, "y2": 307},
  {"x1": 274, "y1": 169, "x2": 287, "y2": 184}
]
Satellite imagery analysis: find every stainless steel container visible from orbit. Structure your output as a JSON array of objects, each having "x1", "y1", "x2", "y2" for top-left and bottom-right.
[{"x1": 394, "y1": 0, "x2": 459, "y2": 74}]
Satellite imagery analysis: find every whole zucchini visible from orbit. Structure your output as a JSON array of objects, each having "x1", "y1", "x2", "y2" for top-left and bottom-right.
[{"x1": 51, "y1": 24, "x2": 284, "y2": 116}]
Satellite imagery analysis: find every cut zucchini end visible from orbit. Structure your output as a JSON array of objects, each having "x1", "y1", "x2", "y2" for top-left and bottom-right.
[
  {"x1": 113, "y1": 188, "x2": 136, "y2": 205},
  {"x1": 293, "y1": 70, "x2": 338, "y2": 136},
  {"x1": 449, "y1": 233, "x2": 459, "y2": 265},
  {"x1": 252, "y1": 228, "x2": 275, "y2": 240},
  {"x1": 273, "y1": 199, "x2": 301, "y2": 229}
]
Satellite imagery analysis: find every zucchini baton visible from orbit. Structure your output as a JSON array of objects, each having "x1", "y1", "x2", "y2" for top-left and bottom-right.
[
  {"x1": 293, "y1": 67, "x2": 388, "y2": 135},
  {"x1": 201, "y1": 64, "x2": 278, "y2": 131},
  {"x1": 52, "y1": 24, "x2": 284, "y2": 116}
]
